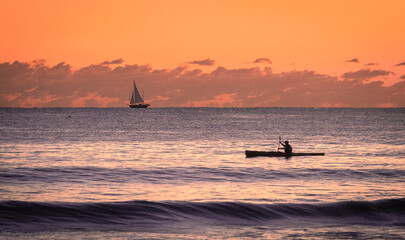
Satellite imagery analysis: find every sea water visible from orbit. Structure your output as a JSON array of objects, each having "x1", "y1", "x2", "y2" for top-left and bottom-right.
[{"x1": 0, "y1": 108, "x2": 404, "y2": 239}]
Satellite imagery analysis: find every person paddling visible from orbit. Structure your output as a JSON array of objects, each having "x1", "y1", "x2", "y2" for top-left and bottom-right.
[{"x1": 279, "y1": 140, "x2": 292, "y2": 154}]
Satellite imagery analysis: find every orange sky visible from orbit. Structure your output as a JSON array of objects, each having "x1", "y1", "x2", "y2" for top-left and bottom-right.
[{"x1": 0, "y1": 0, "x2": 404, "y2": 107}]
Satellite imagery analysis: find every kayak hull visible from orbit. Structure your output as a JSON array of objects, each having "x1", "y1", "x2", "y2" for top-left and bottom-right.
[{"x1": 245, "y1": 150, "x2": 325, "y2": 158}]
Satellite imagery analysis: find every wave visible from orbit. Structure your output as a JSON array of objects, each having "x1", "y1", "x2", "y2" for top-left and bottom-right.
[
  {"x1": 1, "y1": 198, "x2": 404, "y2": 232},
  {"x1": 2, "y1": 167, "x2": 405, "y2": 184}
]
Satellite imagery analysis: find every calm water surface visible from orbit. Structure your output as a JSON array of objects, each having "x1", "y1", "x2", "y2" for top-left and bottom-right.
[{"x1": 1, "y1": 108, "x2": 404, "y2": 239}]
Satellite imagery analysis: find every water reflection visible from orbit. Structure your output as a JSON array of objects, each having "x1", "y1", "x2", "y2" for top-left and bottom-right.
[{"x1": 1, "y1": 139, "x2": 404, "y2": 203}]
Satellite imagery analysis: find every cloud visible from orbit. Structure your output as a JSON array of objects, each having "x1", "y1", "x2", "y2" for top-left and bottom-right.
[
  {"x1": 253, "y1": 58, "x2": 272, "y2": 64},
  {"x1": 342, "y1": 68, "x2": 394, "y2": 82},
  {"x1": 187, "y1": 59, "x2": 215, "y2": 66},
  {"x1": 364, "y1": 63, "x2": 378, "y2": 66},
  {"x1": 101, "y1": 58, "x2": 124, "y2": 65},
  {"x1": 395, "y1": 61, "x2": 405, "y2": 66},
  {"x1": 0, "y1": 60, "x2": 404, "y2": 108},
  {"x1": 345, "y1": 58, "x2": 359, "y2": 63}
]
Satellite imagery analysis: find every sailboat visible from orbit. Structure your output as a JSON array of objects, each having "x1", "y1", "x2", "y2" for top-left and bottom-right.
[{"x1": 128, "y1": 81, "x2": 150, "y2": 108}]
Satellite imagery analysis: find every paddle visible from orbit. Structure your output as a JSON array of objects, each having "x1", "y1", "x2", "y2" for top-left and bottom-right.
[{"x1": 277, "y1": 136, "x2": 281, "y2": 150}]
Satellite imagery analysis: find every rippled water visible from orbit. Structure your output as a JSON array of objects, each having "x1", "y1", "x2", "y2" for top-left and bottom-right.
[{"x1": 1, "y1": 107, "x2": 405, "y2": 239}]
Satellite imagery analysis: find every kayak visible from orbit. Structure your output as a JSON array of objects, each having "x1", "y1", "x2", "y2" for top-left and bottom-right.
[{"x1": 245, "y1": 150, "x2": 325, "y2": 158}]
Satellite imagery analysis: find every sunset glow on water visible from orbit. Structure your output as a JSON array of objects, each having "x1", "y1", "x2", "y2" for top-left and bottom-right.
[{"x1": 1, "y1": 108, "x2": 404, "y2": 239}]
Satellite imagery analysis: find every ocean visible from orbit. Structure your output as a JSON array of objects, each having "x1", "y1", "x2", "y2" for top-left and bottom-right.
[{"x1": 1, "y1": 107, "x2": 404, "y2": 239}]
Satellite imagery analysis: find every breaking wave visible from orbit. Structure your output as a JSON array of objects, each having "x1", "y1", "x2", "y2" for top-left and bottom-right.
[{"x1": 1, "y1": 198, "x2": 404, "y2": 232}]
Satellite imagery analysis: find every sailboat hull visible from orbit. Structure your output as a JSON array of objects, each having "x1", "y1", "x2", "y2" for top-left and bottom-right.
[{"x1": 129, "y1": 104, "x2": 150, "y2": 108}]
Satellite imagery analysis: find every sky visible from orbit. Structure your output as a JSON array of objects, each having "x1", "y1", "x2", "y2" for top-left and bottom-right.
[{"x1": 0, "y1": 0, "x2": 404, "y2": 107}]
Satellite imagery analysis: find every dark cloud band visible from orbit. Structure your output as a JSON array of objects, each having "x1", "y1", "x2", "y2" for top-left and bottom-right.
[{"x1": 0, "y1": 60, "x2": 403, "y2": 108}]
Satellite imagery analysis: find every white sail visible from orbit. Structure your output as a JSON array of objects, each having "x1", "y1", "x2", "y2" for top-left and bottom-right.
[{"x1": 130, "y1": 81, "x2": 144, "y2": 104}]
